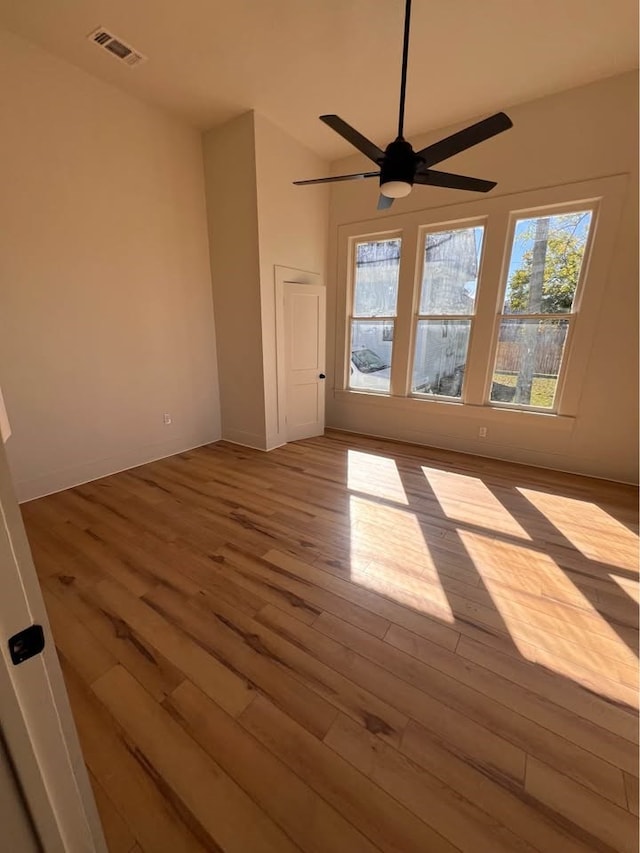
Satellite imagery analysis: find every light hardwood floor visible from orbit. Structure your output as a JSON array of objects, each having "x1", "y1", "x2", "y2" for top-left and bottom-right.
[{"x1": 22, "y1": 430, "x2": 639, "y2": 852}]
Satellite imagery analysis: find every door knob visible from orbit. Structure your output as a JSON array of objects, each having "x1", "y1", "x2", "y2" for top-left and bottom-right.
[{"x1": 319, "y1": 373, "x2": 326, "y2": 379}]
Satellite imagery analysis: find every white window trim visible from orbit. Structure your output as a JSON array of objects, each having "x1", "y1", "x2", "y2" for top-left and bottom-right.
[
  {"x1": 482, "y1": 202, "x2": 598, "y2": 415},
  {"x1": 410, "y1": 217, "x2": 487, "y2": 402},
  {"x1": 334, "y1": 174, "x2": 629, "y2": 426},
  {"x1": 346, "y1": 229, "x2": 402, "y2": 393}
]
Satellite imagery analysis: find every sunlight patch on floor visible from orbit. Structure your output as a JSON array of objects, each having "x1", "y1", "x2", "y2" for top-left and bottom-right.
[
  {"x1": 610, "y1": 574, "x2": 640, "y2": 604},
  {"x1": 518, "y1": 488, "x2": 639, "y2": 571},
  {"x1": 422, "y1": 467, "x2": 531, "y2": 540},
  {"x1": 348, "y1": 494, "x2": 454, "y2": 622},
  {"x1": 459, "y1": 528, "x2": 639, "y2": 675},
  {"x1": 347, "y1": 450, "x2": 408, "y2": 505}
]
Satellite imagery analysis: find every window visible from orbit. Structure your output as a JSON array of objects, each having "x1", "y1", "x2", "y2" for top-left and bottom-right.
[
  {"x1": 491, "y1": 210, "x2": 593, "y2": 409},
  {"x1": 349, "y1": 237, "x2": 401, "y2": 393},
  {"x1": 412, "y1": 224, "x2": 484, "y2": 398},
  {"x1": 338, "y1": 176, "x2": 622, "y2": 421}
]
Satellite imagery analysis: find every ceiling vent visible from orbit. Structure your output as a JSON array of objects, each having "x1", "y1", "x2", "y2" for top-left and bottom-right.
[{"x1": 87, "y1": 27, "x2": 147, "y2": 67}]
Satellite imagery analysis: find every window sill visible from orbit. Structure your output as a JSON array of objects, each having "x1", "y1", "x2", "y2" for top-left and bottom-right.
[{"x1": 333, "y1": 389, "x2": 576, "y2": 434}]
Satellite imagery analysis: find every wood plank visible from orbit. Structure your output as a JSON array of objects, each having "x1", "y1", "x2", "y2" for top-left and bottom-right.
[
  {"x1": 325, "y1": 712, "x2": 536, "y2": 853},
  {"x1": 165, "y1": 680, "x2": 379, "y2": 853},
  {"x1": 315, "y1": 612, "x2": 627, "y2": 805},
  {"x1": 44, "y1": 519, "x2": 155, "y2": 597},
  {"x1": 42, "y1": 586, "x2": 116, "y2": 685},
  {"x1": 386, "y1": 623, "x2": 637, "y2": 776},
  {"x1": 345, "y1": 556, "x2": 541, "y2": 661},
  {"x1": 416, "y1": 552, "x2": 638, "y2": 645},
  {"x1": 129, "y1": 465, "x2": 279, "y2": 520},
  {"x1": 45, "y1": 574, "x2": 185, "y2": 702},
  {"x1": 197, "y1": 550, "x2": 325, "y2": 627},
  {"x1": 456, "y1": 634, "x2": 639, "y2": 744},
  {"x1": 93, "y1": 578, "x2": 254, "y2": 717},
  {"x1": 217, "y1": 544, "x2": 391, "y2": 638},
  {"x1": 59, "y1": 657, "x2": 209, "y2": 852},
  {"x1": 257, "y1": 604, "x2": 526, "y2": 785},
  {"x1": 178, "y1": 585, "x2": 408, "y2": 747},
  {"x1": 525, "y1": 757, "x2": 638, "y2": 853},
  {"x1": 143, "y1": 583, "x2": 338, "y2": 740},
  {"x1": 85, "y1": 521, "x2": 207, "y2": 598},
  {"x1": 401, "y1": 720, "x2": 596, "y2": 853},
  {"x1": 531, "y1": 644, "x2": 639, "y2": 711},
  {"x1": 363, "y1": 552, "x2": 637, "y2": 687},
  {"x1": 93, "y1": 665, "x2": 299, "y2": 853},
  {"x1": 89, "y1": 771, "x2": 137, "y2": 853},
  {"x1": 624, "y1": 771, "x2": 639, "y2": 816},
  {"x1": 264, "y1": 548, "x2": 460, "y2": 651},
  {"x1": 240, "y1": 694, "x2": 458, "y2": 853},
  {"x1": 154, "y1": 543, "x2": 267, "y2": 616}
]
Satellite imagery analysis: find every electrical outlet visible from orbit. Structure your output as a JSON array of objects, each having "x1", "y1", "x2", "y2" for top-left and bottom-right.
[
  {"x1": 163, "y1": 413, "x2": 172, "y2": 425},
  {"x1": 478, "y1": 426, "x2": 487, "y2": 438}
]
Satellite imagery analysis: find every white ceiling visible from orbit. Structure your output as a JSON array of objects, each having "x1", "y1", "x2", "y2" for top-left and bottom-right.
[{"x1": 0, "y1": 0, "x2": 637, "y2": 160}]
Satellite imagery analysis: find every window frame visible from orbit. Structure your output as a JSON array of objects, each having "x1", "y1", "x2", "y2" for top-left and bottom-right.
[
  {"x1": 346, "y1": 230, "x2": 402, "y2": 395},
  {"x1": 334, "y1": 174, "x2": 628, "y2": 428},
  {"x1": 483, "y1": 200, "x2": 599, "y2": 414},
  {"x1": 410, "y1": 218, "x2": 488, "y2": 402}
]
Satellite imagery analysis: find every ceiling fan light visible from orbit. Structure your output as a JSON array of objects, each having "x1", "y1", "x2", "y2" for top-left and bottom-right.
[{"x1": 380, "y1": 180, "x2": 412, "y2": 199}]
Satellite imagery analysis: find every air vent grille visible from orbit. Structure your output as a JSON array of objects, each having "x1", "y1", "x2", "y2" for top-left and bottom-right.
[{"x1": 87, "y1": 27, "x2": 147, "y2": 67}]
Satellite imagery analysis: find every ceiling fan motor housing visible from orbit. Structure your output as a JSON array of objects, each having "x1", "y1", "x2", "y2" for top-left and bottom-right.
[{"x1": 380, "y1": 138, "x2": 418, "y2": 187}]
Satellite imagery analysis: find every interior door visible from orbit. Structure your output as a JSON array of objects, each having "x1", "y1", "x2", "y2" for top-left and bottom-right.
[
  {"x1": 0, "y1": 414, "x2": 106, "y2": 851},
  {"x1": 0, "y1": 732, "x2": 39, "y2": 853},
  {"x1": 284, "y1": 282, "x2": 326, "y2": 441}
]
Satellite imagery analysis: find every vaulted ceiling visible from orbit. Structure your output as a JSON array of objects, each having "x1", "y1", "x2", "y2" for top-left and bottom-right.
[{"x1": 0, "y1": 0, "x2": 637, "y2": 159}]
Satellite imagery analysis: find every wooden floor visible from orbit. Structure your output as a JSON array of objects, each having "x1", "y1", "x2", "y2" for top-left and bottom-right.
[{"x1": 22, "y1": 431, "x2": 639, "y2": 853}]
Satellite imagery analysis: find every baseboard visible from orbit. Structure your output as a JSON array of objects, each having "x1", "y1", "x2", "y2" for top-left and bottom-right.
[
  {"x1": 222, "y1": 428, "x2": 269, "y2": 451},
  {"x1": 14, "y1": 431, "x2": 221, "y2": 503},
  {"x1": 324, "y1": 426, "x2": 638, "y2": 487}
]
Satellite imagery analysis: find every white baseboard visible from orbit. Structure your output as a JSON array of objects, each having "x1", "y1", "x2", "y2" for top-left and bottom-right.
[
  {"x1": 325, "y1": 425, "x2": 637, "y2": 486},
  {"x1": 221, "y1": 428, "x2": 269, "y2": 451},
  {"x1": 14, "y1": 430, "x2": 221, "y2": 503}
]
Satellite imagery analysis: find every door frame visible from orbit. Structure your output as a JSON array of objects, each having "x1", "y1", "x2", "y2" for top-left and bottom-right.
[
  {"x1": 274, "y1": 265, "x2": 323, "y2": 444},
  {"x1": 0, "y1": 437, "x2": 106, "y2": 852}
]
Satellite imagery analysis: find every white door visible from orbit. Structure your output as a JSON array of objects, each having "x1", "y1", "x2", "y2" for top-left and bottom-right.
[
  {"x1": 0, "y1": 735, "x2": 39, "y2": 852},
  {"x1": 0, "y1": 430, "x2": 106, "y2": 851},
  {"x1": 284, "y1": 282, "x2": 326, "y2": 441}
]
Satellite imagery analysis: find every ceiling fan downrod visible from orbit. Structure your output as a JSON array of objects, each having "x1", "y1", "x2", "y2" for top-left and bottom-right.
[{"x1": 397, "y1": 0, "x2": 412, "y2": 140}]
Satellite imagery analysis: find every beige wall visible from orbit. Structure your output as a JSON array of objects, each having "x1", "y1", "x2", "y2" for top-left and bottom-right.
[
  {"x1": 204, "y1": 111, "x2": 329, "y2": 450},
  {"x1": 203, "y1": 113, "x2": 266, "y2": 447},
  {"x1": 253, "y1": 113, "x2": 329, "y2": 448},
  {"x1": 326, "y1": 72, "x2": 639, "y2": 483},
  {"x1": 0, "y1": 28, "x2": 221, "y2": 501}
]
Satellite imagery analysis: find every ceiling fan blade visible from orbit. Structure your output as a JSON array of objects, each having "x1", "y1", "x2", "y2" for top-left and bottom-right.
[
  {"x1": 294, "y1": 171, "x2": 380, "y2": 186},
  {"x1": 416, "y1": 112, "x2": 513, "y2": 167},
  {"x1": 377, "y1": 194, "x2": 395, "y2": 211},
  {"x1": 320, "y1": 115, "x2": 384, "y2": 164},
  {"x1": 414, "y1": 170, "x2": 497, "y2": 193}
]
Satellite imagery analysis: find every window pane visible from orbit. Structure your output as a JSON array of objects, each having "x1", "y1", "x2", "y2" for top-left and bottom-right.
[
  {"x1": 353, "y1": 239, "x2": 401, "y2": 317},
  {"x1": 419, "y1": 226, "x2": 484, "y2": 315},
  {"x1": 503, "y1": 211, "x2": 592, "y2": 314},
  {"x1": 350, "y1": 321, "x2": 393, "y2": 393},
  {"x1": 412, "y1": 320, "x2": 470, "y2": 397},
  {"x1": 491, "y1": 318, "x2": 569, "y2": 408}
]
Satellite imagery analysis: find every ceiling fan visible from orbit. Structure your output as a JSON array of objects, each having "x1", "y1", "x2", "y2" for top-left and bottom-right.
[{"x1": 294, "y1": 0, "x2": 513, "y2": 210}]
